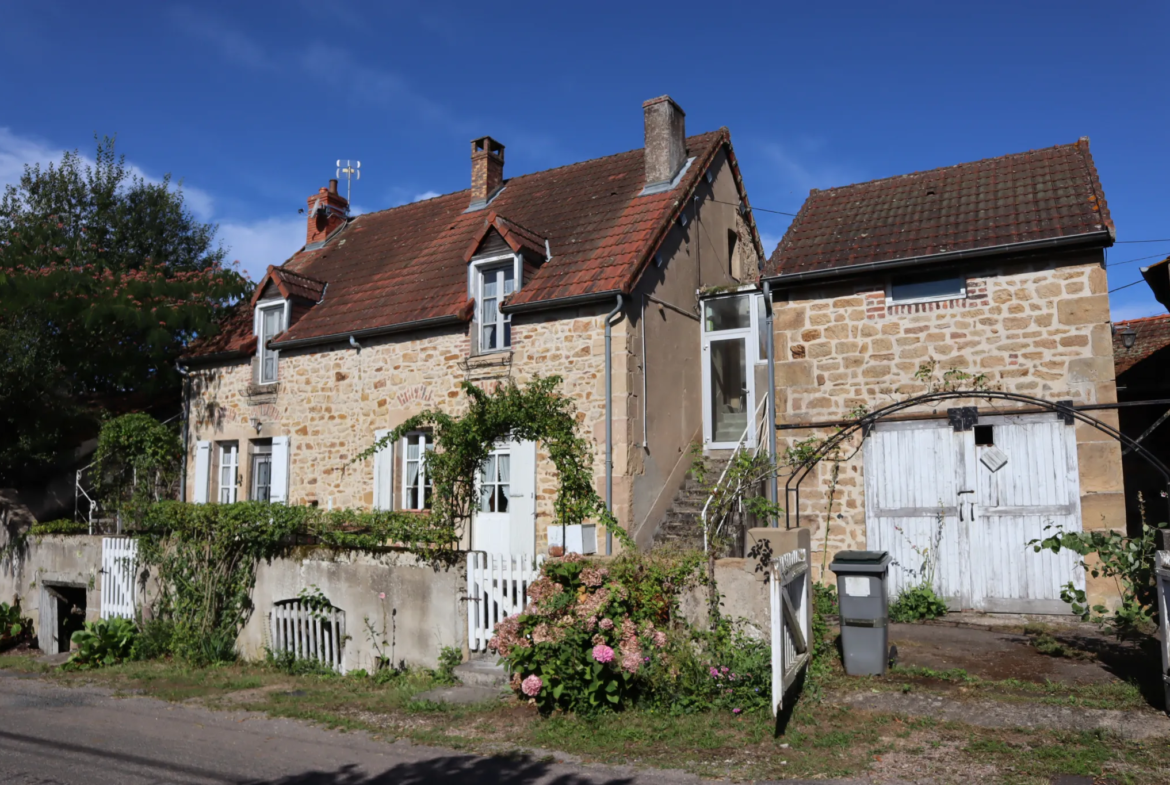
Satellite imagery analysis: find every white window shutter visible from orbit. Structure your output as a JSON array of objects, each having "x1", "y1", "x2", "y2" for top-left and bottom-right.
[
  {"x1": 373, "y1": 429, "x2": 393, "y2": 510},
  {"x1": 193, "y1": 441, "x2": 211, "y2": 504},
  {"x1": 508, "y1": 440, "x2": 537, "y2": 557},
  {"x1": 270, "y1": 436, "x2": 290, "y2": 504}
]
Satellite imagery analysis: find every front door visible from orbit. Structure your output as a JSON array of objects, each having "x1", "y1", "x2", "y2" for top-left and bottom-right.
[
  {"x1": 701, "y1": 294, "x2": 763, "y2": 449},
  {"x1": 864, "y1": 414, "x2": 1084, "y2": 612},
  {"x1": 472, "y1": 440, "x2": 537, "y2": 556}
]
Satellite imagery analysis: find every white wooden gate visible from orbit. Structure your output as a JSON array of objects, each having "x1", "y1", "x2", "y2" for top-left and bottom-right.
[
  {"x1": 467, "y1": 552, "x2": 544, "y2": 651},
  {"x1": 100, "y1": 537, "x2": 138, "y2": 620},
  {"x1": 770, "y1": 544, "x2": 811, "y2": 717},
  {"x1": 1155, "y1": 549, "x2": 1170, "y2": 715},
  {"x1": 865, "y1": 414, "x2": 1084, "y2": 613},
  {"x1": 269, "y1": 600, "x2": 346, "y2": 673}
]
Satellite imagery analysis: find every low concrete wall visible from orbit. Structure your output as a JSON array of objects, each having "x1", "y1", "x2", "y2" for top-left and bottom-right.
[
  {"x1": 679, "y1": 559, "x2": 771, "y2": 636},
  {"x1": 245, "y1": 549, "x2": 467, "y2": 672},
  {"x1": 0, "y1": 531, "x2": 467, "y2": 670},
  {"x1": 0, "y1": 535, "x2": 105, "y2": 640}
]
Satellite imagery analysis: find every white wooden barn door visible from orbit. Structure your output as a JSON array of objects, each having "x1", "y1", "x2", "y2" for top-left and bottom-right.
[
  {"x1": 864, "y1": 414, "x2": 1083, "y2": 612},
  {"x1": 968, "y1": 415, "x2": 1084, "y2": 613},
  {"x1": 864, "y1": 421, "x2": 967, "y2": 608}
]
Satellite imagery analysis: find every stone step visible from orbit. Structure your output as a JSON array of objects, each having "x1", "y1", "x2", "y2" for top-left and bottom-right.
[{"x1": 453, "y1": 655, "x2": 508, "y2": 688}]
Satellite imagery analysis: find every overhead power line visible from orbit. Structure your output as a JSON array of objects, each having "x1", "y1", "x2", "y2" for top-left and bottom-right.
[{"x1": 1109, "y1": 280, "x2": 1145, "y2": 294}]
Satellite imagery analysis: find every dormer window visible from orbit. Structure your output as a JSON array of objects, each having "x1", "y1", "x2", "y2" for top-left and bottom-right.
[
  {"x1": 470, "y1": 252, "x2": 520, "y2": 354},
  {"x1": 256, "y1": 300, "x2": 287, "y2": 384}
]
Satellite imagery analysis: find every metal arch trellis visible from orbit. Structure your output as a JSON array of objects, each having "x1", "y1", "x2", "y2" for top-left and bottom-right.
[{"x1": 781, "y1": 390, "x2": 1170, "y2": 530}]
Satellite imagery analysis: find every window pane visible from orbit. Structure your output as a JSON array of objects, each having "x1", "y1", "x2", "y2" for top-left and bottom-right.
[
  {"x1": 503, "y1": 267, "x2": 515, "y2": 295},
  {"x1": 483, "y1": 276, "x2": 497, "y2": 298},
  {"x1": 756, "y1": 296, "x2": 767, "y2": 362},
  {"x1": 710, "y1": 336, "x2": 748, "y2": 442},
  {"x1": 497, "y1": 454, "x2": 509, "y2": 483},
  {"x1": 483, "y1": 323, "x2": 497, "y2": 350},
  {"x1": 890, "y1": 275, "x2": 964, "y2": 302},
  {"x1": 483, "y1": 296, "x2": 498, "y2": 323},
  {"x1": 499, "y1": 486, "x2": 509, "y2": 513},
  {"x1": 704, "y1": 296, "x2": 751, "y2": 332}
]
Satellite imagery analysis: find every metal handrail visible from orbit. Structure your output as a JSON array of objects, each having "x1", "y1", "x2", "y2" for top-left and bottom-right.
[
  {"x1": 75, "y1": 462, "x2": 98, "y2": 535},
  {"x1": 702, "y1": 396, "x2": 770, "y2": 551}
]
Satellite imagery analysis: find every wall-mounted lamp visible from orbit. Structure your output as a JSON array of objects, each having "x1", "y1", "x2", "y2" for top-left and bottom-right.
[
  {"x1": 251, "y1": 417, "x2": 263, "y2": 434},
  {"x1": 1121, "y1": 327, "x2": 1137, "y2": 350}
]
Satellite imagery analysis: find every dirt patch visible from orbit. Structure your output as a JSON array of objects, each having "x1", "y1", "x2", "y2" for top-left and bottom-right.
[
  {"x1": 889, "y1": 624, "x2": 1130, "y2": 685},
  {"x1": 840, "y1": 691, "x2": 1170, "y2": 740},
  {"x1": 209, "y1": 683, "x2": 294, "y2": 707},
  {"x1": 869, "y1": 732, "x2": 999, "y2": 784}
]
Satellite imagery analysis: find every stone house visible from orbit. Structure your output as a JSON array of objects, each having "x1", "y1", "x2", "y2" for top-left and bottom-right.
[
  {"x1": 1113, "y1": 309, "x2": 1170, "y2": 534},
  {"x1": 181, "y1": 96, "x2": 764, "y2": 558},
  {"x1": 758, "y1": 140, "x2": 1126, "y2": 612}
]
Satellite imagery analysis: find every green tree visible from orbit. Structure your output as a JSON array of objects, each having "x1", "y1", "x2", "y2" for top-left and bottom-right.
[{"x1": 0, "y1": 136, "x2": 249, "y2": 486}]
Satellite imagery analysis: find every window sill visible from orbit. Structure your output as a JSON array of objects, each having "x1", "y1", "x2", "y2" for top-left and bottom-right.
[{"x1": 247, "y1": 382, "x2": 280, "y2": 399}]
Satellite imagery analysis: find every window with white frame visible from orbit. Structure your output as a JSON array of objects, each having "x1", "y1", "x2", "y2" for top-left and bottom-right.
[
  {"x1": 476, "y1": 263, "x2": 515, "y2": 352},
  {"x1": 402, "y1": 432, "x2": 434, "y2": 510},
  {"x1": 257, "y1": 303, "x2": 286, "y2": 384},
  {"x1": 479, "y1": 446, "x2": 510, "y2": 513},
  {"x1": 251, "y1": 440, "x2": 273, "y2": 502},
  {"x1": 888, "y1": 274, "x2": 966, "y2": 305},
  {"x1": 217, "y1": 442, "x2": 238, "y2": 504}
]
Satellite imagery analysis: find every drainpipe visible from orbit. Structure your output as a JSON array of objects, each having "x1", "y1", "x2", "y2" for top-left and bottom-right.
[
  {"x1": 176, "y1": 362, "x2": 190, "y2": 503},
  {"x1": 763, "y1": 281, "x2": 779, "y2": 526},
  {"x1": 604, "y1": 294, "x2": 624, "y2": 555}
]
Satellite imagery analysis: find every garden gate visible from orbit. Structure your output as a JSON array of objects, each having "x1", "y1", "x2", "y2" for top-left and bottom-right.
[
  {"x1": 1156, "y1": 544, "x2": 1170, "y2": 716},
  {"x1": 770, "y1": 543, "x2": 811, "y2": 717},
  {"x1": 100, "y1": 537, "x2": 138, "y2": 620},
  {"x1": 467, "y1": 552, "x2": 544, "y2": 651},
  {"x1": 268, "y1": 599, "x2": 346, "y2": 673}
]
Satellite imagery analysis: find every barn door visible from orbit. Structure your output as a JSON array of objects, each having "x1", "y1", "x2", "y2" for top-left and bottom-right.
[
  {"x1": 864, "y1": 421, "x2": 969, "y2": 608},
  {"x1": 967, "y1": 415, "x2": 1083, "y2": 613}
]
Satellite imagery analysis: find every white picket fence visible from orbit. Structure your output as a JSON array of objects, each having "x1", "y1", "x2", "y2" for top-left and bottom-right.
[
  {"x1": 100, "y1": 537, "x2": 139, "y2": 620},
  {"x1": 467, "y1": 552, "x2": 544, "y2": 651},
  {"x1": 770, "y1": 544, "x2": 811, "y2": 717},
  {"x1": 269, "y1": 600, "x2": 346, "y2": 673}
]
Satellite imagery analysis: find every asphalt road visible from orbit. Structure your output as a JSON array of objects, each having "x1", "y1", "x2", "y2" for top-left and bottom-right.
[{"x1": 0, "y1": 670, "x2": 864, "y2": 785}]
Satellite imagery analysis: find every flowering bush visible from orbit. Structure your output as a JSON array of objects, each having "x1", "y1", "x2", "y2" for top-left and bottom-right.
[{"x1": 490, "y1": 549, "x2": 774, "y2": 715}]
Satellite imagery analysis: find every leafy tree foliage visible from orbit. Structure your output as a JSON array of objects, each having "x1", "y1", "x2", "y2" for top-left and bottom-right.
[{"x1": 0, "y1": 136, "x2": 249, "y2": 485}]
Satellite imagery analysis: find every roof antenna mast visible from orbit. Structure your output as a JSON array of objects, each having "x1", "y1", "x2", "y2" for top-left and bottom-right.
[{"x1": 336, "y1": 160, "x2": 361, "y2": 205}]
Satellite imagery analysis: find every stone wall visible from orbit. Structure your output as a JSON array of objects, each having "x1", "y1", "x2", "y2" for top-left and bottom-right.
[
  {"x1": 0, "y1": 534, "x2": 104, "y2": 643},
  {"x1": 771, "y1": 250, "x2": 1125, "y2": 607},
  {"x1": 188, "y1": 306, "x2": 636, "y2": 555}
]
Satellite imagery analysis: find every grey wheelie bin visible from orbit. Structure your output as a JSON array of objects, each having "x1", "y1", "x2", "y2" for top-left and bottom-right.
[{"x1": 829, "y1": 550, "x2": 892, "y2": 676}]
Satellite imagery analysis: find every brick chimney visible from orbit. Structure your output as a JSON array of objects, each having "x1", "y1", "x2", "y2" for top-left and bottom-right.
[
  {"x1": 306, "y1": 178, "x2": 348, "y2": 246},
  {"x1": 643, "y1": 96, "x2": 687, "y2": 188},
  {"x1": 470, "y1": 136, "x2": 505, "y2": 207}
]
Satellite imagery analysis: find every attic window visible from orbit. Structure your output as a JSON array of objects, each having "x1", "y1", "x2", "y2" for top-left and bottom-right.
[{"x1": 889, "y1": 274, "x2": 965, "y2": 305}]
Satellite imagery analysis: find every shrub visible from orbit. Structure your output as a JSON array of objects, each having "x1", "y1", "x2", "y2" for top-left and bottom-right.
[
  {"x1": 131, "y1": 618, "x2": 175, "y2": 660},
  {"x1": 0, "y1": 600, "x2": 31, "y2": 649},
  {"x1": 435, "y1": 645, "x2": 462, "y2": 685},
  {"x1": 492, "y1": 550, "x2": 763, "y2": 715},
  {"x1": 65, "y1": 618, "x2": 137, "y2": 669},
  {"x1": 889, "y1": 584, "x2": 949, "y2": 623},
  {"x1": 29, "y1": 519, "x2": 89, "y2": 536}
]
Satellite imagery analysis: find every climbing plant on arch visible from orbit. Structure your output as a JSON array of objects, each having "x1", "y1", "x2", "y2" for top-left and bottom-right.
[{"x1": 357, "y1": 376, "x2": 621, "y2": 548}]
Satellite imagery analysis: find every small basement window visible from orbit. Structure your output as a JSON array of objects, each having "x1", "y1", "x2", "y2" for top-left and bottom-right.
[
  {"x1": 974, "y1": 425, "x2": 994, "y2": 446},
  {"x1": 889, "y1": 274, "x2": 965, "y2": 304}
]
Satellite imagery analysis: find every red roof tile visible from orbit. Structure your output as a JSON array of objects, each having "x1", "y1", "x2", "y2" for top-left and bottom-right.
[
  {"x1": 765, "y1": 139, "x2": 1114, "y2": 278},
  {"x1": 187, "y1": 129, "x2": 759, "y2": 356},
  {"x1": 1114, "y1": 313, "x2": 1170, "y2": 376},
  {"x1": 250, "y1": 265, "x2": 327, "y2": 307}
]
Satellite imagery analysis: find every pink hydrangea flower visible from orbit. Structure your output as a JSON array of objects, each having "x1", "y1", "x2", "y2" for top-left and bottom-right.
[
  {"x1": 592, "y1": 644, "x2": 615, "y2": 663},
  {"x1": 652, "y1": 631, "x2": 667, "y2": 648},
  {"x1": 599, "y1": 618, "x2": 615, "y2": 630},
  {"x1": 521, "y1": 674, "x2": 543, "y2": 697},
  {"x1": 621, "y1": 650, "x2": 642, "y2": 674}
]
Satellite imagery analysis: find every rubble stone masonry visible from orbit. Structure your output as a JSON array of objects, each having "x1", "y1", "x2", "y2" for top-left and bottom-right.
[
  {"x1": 772, "y1": 250, "x2": 1124, "y2": 607},
  {"x1": 186, "y1": 305, "x2": 636, "y2": 554}
]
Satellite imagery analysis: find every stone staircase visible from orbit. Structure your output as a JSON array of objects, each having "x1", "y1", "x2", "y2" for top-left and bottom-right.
[
  {"x1": 416, "y1": 653, "x2": 508, "y2": 705},
  {"x1": 651, "y1": 453, "x2": 730, "y2": 551}
]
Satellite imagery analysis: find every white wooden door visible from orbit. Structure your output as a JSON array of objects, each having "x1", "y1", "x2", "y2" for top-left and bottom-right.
[
  {"x1": 472, "y1": 440, "x2": 536, "y2": 557},
  {"x1": 865, "y1": 414, "x2": 1083, "y2": 612},
  {"x1": 864, "y1": 421, "x2": 967, "y2": 607},
  {"x1": 968, "y1": 416, "x2": 1084, "y2": 613}
]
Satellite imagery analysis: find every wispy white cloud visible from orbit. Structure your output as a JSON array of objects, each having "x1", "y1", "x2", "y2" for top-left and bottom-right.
[
  {"x1": 0, "y1": 127, "x2": 294, "y2": 282},
  {"x1": 413, "y1": 190, "x2": 441, "y2": 202},
  {"x1": 169, "y1": 6, "x2": 277, "y2": 71},
  {"x1": 761, "y1": 142, "x2": 864, "y2": 195}
]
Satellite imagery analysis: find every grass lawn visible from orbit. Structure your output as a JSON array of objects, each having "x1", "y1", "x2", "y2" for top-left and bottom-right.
[{"x1": 3, "y1": 649, "x2": 1168, "y2": 783}]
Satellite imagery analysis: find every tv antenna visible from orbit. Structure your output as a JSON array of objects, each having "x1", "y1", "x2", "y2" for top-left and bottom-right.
[{"x1": 336, "y1": 160, "x2": 361, "y2": 203}]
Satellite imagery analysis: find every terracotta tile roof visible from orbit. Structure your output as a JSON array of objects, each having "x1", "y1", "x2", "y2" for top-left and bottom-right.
[
  {"x1": 251, "y1": 265, "x2": 327, "y2": 307},
  {"x1": 765, "y1": 139, "x2": 1114, "y2": 278},
  {"x1": 1114, "y1": 313, "x2": 1170, "y2": 376},
  {"x1": 188, "y1": 129, "x2": 756, "y2": 357}
]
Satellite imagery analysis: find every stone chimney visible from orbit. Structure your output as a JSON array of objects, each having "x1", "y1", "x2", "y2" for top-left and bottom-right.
[
  {"x1": 470, "y1": 136, "x2": 505, "y2": 207},
  {"x1": 643, "y1": 96, "x2": 687, "y2": 188},
  {"x1": 306, "y1": 179, "x2": 348, "y2": 247}
]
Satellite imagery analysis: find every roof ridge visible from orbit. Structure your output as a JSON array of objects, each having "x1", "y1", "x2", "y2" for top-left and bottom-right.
[
  {"x1": 347, "y1": 130, "x2": 725, "y2": 224},
  {"x1": 807, "y1": 140, "x2": 1085, "y2": 197},
  {"x1": 1114, "y1": 313, "x2": 1170, "y2": 326}
]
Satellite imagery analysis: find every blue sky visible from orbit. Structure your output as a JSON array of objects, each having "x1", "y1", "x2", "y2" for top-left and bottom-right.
[{"x1": 4, "y1": 1, "x2": 1168, "y2": 319}]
